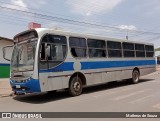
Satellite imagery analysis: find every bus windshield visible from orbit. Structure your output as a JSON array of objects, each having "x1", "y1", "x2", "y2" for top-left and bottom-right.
[{"x1": 11, "y1": 40, "x2": 37, "y2": 72}]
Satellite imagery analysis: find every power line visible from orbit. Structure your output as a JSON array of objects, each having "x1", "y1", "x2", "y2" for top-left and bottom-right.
[
  {"x1": 144, "y1": 35, "x2": 160, "y2": 42},
  {"x1": 1, "y1": 0, "x2": 160, "y2": 34},
  {"x1": 0, "y1": 1, "x2": 160, "y2": 43},
  {"x1": 1, "y1": 5, "x2": 160, "y2": 36},
  {"x1": 1, "y1": 0, "x2": 160, "y2": 36},
  {"x1": 65, "y1": 0, "x2": 160, "y2": 28}
]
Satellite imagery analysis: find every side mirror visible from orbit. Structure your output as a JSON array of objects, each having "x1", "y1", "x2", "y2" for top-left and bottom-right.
[{"x1": 3, "y1": 45, "x2": 13, "y2": 61}]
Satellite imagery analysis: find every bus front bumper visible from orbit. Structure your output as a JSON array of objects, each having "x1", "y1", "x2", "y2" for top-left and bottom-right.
[{"x1": 10, "y1": 78, "x2": 41, "y2": 95}]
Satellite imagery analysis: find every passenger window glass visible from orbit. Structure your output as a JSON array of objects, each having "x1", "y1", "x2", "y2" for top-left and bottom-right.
[
  {"x1": 136, "y1": 51, "x2": 145, "y2": 57},
  {"x1": 69, "y1": 37, "x2": 86, "y2": 47},
  {"x1": 135, "y1": 44, "x2": 145, "y2": 51},
  {"x1": 135, "y1": 44, "x2": 145, "y2": 57},
  {"x1": 146, "y1": 52, "x2": 154, "y2": 57},
  {"x1": 123, "y1": 42, "x2": 134, "y2": 50},
  {"x1": 107, "y1": 41, "x2": 122, "y2": 57},
  {"x1": 146, "y1": 45, "x2": 154, "y2": 51},
  {"x1": 145, "y1": 45, "x2": 154, "y2": 57},
  {"x1": 69, "y1": 37, "x2": 87, "y2": 58},
  {"x1": 108, "y1": 50, "x2": 122, "y2": 57},
  {"x1": 89, "y1": 49, "x2": 106, "y2": 57},
  {"x1": 107, "y1": 41, "x2": 121, "y2": 49},
  {"x1": 88, "y1": 39, "x2": 106, "y2": 48},
  {"x1": 87, "y1": 39, "x2": 106, "y2": 57},
  {"x1": 124, "y1": 51, "x2": 135, "y2": 57},
  {"x1": 123, "y1": 42, "x2": 135, "y2": 57}
]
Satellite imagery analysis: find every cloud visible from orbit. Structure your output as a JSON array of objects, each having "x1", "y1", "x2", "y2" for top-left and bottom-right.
[
  {"x1": 44, "y1": 21, "x2": 118, "y2": 39},
  {"x1": 117, "y1": 25, "x2": 137, "y2": 31},
  {"x1": 66, "y1": 0, "x2": 124, "y2": 16},
  {"x1": 25, "y1": 0, "x2": 46, "y2": 9},
  {"x1": 2, "y1": 0, "x2": 46, "y2": 11},
  {"x1": 12, "y1": 0, "x2": 26, "y2": 7},
  {"x1": 2, "y1": 0, "x2": 28, "y2": 11}
]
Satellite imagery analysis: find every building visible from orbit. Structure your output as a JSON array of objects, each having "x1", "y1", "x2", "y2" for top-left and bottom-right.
[{"x1": 0, "y1": 36, "x2": 13, "y2": 78}]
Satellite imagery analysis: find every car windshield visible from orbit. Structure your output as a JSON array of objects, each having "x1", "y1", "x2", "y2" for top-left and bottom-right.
[{"x1": 11, "y1": 40, "x2": 37, "y2": 72}]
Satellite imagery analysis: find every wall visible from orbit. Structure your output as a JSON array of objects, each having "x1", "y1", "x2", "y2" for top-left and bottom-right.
[{"x1": 0, "y1": 39, "x2": 13, "y2": 78}]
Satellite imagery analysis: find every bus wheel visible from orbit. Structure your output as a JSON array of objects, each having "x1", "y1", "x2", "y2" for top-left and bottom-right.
[
  {"x1": 69, "y1": 76, "x2": 82, "y2": 96},
  {"x1": 132, "y1": 70, "x2": 140, "y2": 84}
]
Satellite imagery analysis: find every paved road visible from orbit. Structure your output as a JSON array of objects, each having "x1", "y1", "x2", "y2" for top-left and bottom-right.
[{"x1": 0, "y1": 71, "x2": 160, "y2": 120}]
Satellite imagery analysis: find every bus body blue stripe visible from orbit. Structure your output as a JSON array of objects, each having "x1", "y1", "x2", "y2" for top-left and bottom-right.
[
  {"x1": 39, "y1": 60, "x2": 156, "y2": 73},
  {"x1": 81, "y1": 60, "x2": 156, "y2": 70}
]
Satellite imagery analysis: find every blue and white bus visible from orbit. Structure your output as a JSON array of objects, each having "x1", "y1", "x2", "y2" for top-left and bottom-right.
[{"x1": 3, "y1": 28, "x2": 156, "y2": 96}]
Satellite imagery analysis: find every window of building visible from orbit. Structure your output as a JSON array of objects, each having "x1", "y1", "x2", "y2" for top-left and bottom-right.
[
  {"x1": 123, "y1": 42, "x2": 135, "y2": 57},
  {"x1": 107, "y1": 41, "x2": 122, "y2": 57},
  {"x1": 87, "y1": 39, "x2": 106, "y2": 57},
  {"x1": 69, "y1": 37, "x2": 87, "y2": 58}
]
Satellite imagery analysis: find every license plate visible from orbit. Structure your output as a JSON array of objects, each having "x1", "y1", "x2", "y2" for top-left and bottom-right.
[{"x1": 16, "y1": 85, "x2": 21, "y2": 89}]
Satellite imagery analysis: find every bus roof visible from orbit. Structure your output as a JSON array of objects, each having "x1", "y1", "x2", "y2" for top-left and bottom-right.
[{"x1": 15, "y1": 28, "x2": 154, "y2": 45}]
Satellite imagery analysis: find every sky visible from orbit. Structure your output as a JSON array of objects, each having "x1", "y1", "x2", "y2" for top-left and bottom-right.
[{"x1": 0, "y1": 0, "x2": 160, "y2": 48}]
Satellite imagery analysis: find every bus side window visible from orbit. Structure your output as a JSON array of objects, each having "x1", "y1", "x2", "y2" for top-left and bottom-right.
[
  {"x1": 69, "y1": 37, "x2": 87, "y2": 58},
  {"x1": 71, "y1": 48, "x2": 78, "y2": 57}
]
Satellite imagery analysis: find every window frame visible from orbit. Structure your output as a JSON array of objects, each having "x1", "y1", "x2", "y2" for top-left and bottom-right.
[
  {"x1": 145, "y1": 45, "x2": 154, "y2": 58},
  {"x1": 69, "y1": 36, "x2": 87, "y2": 58},
  {"x1": 135, "y1": 43, "x2": 146, "y2": 58},
  {"x1": 39, "y1": 34, "x2": 68, "y2": 70},
  {"x1": 87, "y1": 39, "x2": 107, "y2": 58},
  {"x1": 122, "y1": 42, "x2": 135, "y2": 58},
  {"x1": 107, "y1": 40, "x2": 122, "y2": 58}
]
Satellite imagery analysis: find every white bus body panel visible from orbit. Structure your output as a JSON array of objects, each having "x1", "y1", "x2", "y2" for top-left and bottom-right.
[{"x1": 34, "y1": 28, "x2": 156, "y2": 92}]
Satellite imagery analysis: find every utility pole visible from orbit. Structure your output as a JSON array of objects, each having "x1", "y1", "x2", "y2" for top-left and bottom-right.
[{"x1": 126, "y1": 29, "x2": 129, "y2": 40}]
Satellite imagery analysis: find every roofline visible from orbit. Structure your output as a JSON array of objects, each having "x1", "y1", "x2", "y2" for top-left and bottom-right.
[{"x1": 0, "y1": 36, "x2": 13, "y2": 42}]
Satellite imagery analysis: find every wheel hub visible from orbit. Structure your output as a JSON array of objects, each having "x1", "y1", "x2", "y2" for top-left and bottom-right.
[
  {"x1": 133, "y1": 72, "x2": 138, "y2": 82},
  {"x1": 73, "y1": 82, "x2": 80, "y2": 91}
]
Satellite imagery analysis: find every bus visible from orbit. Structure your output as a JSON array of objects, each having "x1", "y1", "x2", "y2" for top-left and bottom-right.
[{"x1": 3, "y1": 28, "x2": 156, "y2": 96}]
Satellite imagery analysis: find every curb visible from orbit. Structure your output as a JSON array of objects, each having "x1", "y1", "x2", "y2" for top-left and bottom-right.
[
  {"x1": 0, "y1": 92, "x2": 14, "y2": 98},
  {"x1": 0, "y1": 95, "x2": 11, "y2": 98}
]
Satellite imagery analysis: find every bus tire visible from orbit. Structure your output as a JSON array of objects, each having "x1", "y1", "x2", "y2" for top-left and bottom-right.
[
  {"x1": 131, "y1": 70, "x2": 140, "y2": 84},
  {"x1": 69, "y1": 76, "x2": 82, "y2": 96}
]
